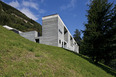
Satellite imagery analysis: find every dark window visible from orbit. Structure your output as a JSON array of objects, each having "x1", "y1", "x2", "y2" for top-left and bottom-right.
[
  {"x1": 64, "y1": 42, "x2": 66, "y2": 45},
  {"x1": 59, "y1": 40, "x2": 61, "y2": 44},
  {"x1": 59, "y1": 29, "x2": 62, "y2": 34},
  {"x1": 35, "y1": 39, "x2": 39, "y2": 43},
  {"x1": 70, "y1": 36, "x2": 72, "y2": 40},
  {"x1": 62, "y1": 42, "x2": 63, "y2": 48},
  {"x1": 38, "y1": 32, "x2": 40, "y2": 36}
]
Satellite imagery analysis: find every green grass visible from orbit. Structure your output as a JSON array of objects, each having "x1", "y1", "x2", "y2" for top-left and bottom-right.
[{"x1": 0, "y1": 26, "x2": 115, "y2": 77}]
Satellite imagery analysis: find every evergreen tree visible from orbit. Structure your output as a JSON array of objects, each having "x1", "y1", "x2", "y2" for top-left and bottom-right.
[
  {"x1": 0, "y1": 3, "x2": 2, "y2": 14},
  {"x1": 73, "y1": 29, "x2": 81, "y2": 45},
  {"x1": 82, "y1": 0, "x2": 115, "y2": 63},
  {"x1": 102, "y1": 5, "x2": 116, "y2": 65}
]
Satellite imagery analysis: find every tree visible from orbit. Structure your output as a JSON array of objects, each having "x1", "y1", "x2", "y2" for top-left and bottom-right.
[
  {"x1": 102, "y1": 5, "x2": 116, "y2": 65},
  {"x1": 0, "y1": 3, "x2": 2, "y2": 13},
  {"x1": 73, "y1": 29, "x2": 81, "y2": 45},
  {"x1": 82, "y1": 0, "x2": 116, "y2": 63}
]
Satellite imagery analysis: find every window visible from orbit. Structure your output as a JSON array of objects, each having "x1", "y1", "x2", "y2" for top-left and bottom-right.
[
  {"x1": 59, "y1": 29, "x2": 62, "y2": 34},
  {"x1": 70, "y1": 36, "x2": 72, "y2": 40},
  {"x1": 59, "y1": 40, "x2": 61, "y2": 44},
  {"x1": 38, "y1": 32, "x2": 40, "y2": 36}
]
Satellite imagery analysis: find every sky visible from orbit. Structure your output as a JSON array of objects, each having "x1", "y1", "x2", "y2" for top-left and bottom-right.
[{"x1": 2, "y1": 0, "x2": 116, "y2": 37}]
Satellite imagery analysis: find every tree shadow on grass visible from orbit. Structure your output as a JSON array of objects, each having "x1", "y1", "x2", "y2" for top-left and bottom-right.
[{"x1": 64, "y1": 49, "x2": 116, "y2": 76}]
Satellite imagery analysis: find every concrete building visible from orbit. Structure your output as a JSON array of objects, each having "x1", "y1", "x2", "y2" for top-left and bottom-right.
[
  {"x1": 3, "y1": 14, "x2": 79, "y2": 53},
  {"x1": 38, "y1": 14, "x2": 79, "y2": 53}
]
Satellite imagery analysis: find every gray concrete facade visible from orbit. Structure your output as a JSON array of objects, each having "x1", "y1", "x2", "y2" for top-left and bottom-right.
[
  {"x1": 39, "y1": 14, "x2": 79, "y2": 53},
  {"x1": 38, "y1": 16, "x2": 58, "y2": 46}
]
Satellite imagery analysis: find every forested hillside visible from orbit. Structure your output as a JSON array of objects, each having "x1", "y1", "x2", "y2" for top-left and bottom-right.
[{"x1": 0, "y1": 1, "x2": 42, "y2": 35}]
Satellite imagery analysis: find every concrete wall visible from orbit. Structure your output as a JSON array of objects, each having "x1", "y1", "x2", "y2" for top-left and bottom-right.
[
  {"x1": 58, "y1": 16, "x2": 64, "y2": 47},
  {"x1": 20, "y1": 31, "x2": 38, "y2": 42},
  {"x1": 39, "y1": 15, "x2": 58, "y2": 46},
  {"x1": 57, "y1": 14, "x2": 79, "y2": 53}
]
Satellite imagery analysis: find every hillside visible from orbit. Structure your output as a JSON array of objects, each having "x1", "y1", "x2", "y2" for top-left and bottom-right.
[
  {"x1": 0, "y1": 26, "x2": 116, "y2": 77},
  {"x1": 0, "y1": 1, "x2": 42, "y2": 35}
]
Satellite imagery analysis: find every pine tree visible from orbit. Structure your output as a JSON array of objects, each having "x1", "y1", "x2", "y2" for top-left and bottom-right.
[
  {"x1": 82, "y1": 0, "x2": 115, "y2": 63},
  {"x1": 102, "y1": 5, "x2": 116, "y2": 65},
  {"x1": 73, "y1": 29, "x2": 81, "y2": 45},
  {"x1": 0, "y1": 3, "x2": 2, "y2": 13}
]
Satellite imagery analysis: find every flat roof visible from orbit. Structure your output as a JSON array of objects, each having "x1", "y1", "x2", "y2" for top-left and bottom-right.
[
  {"x1": 3, "y1": 25, "x2": 13, "y2": 30},
  {"x1": 43, "y1": 14, "x2": 58, "y2": 18}
]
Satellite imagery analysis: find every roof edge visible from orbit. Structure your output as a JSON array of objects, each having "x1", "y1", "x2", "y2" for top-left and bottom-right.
[{"x1": 43, "y1": 14, "x2": 58, "y2": 18}]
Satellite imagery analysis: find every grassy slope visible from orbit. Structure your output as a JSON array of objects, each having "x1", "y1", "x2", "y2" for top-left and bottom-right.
[{"x1": 0, "y1": 26, "x2": 115, "y2": 77}]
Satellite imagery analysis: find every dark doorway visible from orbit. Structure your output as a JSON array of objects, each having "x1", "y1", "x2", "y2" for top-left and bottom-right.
[
  {"x1": 35, "y1": 39, "x2": 39, "y2": 43},
  {"x1": 62, "y1": 42, "x2": 63, "y2": 48},
  {"x1": 64, "y1": 42, "x2": 67, "y2": 48}
]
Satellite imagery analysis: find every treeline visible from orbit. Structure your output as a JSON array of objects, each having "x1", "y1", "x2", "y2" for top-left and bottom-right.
[
  {"x1": 74, "y1": 0, "x2": 116, "y2": 70},
  {"x1": 0, "y1": 1, "x2": 42, "y2": 35}
]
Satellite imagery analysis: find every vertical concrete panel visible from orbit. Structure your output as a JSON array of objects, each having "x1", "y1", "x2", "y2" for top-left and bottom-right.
[
  {"x1": 40, "y1": 15, "x2": 58, "y2": 46},
  {"x1": 58, "y1": 17, "x2": 64, "y2": 47}
]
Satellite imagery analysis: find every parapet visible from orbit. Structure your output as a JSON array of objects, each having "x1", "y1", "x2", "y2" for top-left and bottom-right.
[{"x1": 42, "y1": 14, "x2": 59, "y2": 20}]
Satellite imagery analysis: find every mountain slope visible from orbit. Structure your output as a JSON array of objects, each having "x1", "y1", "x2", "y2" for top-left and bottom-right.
[
  {"x1": 0, "y1": 1, "x2": 42, "y2": 35},
  {"x1": 0, "y1": 26, "x2": 115, "y2": 77}
]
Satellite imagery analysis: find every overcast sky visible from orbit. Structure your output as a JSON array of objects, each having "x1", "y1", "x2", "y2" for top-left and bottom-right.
[{"x1": 2, "y1": 0, "x2": 116, "y2": 37}]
